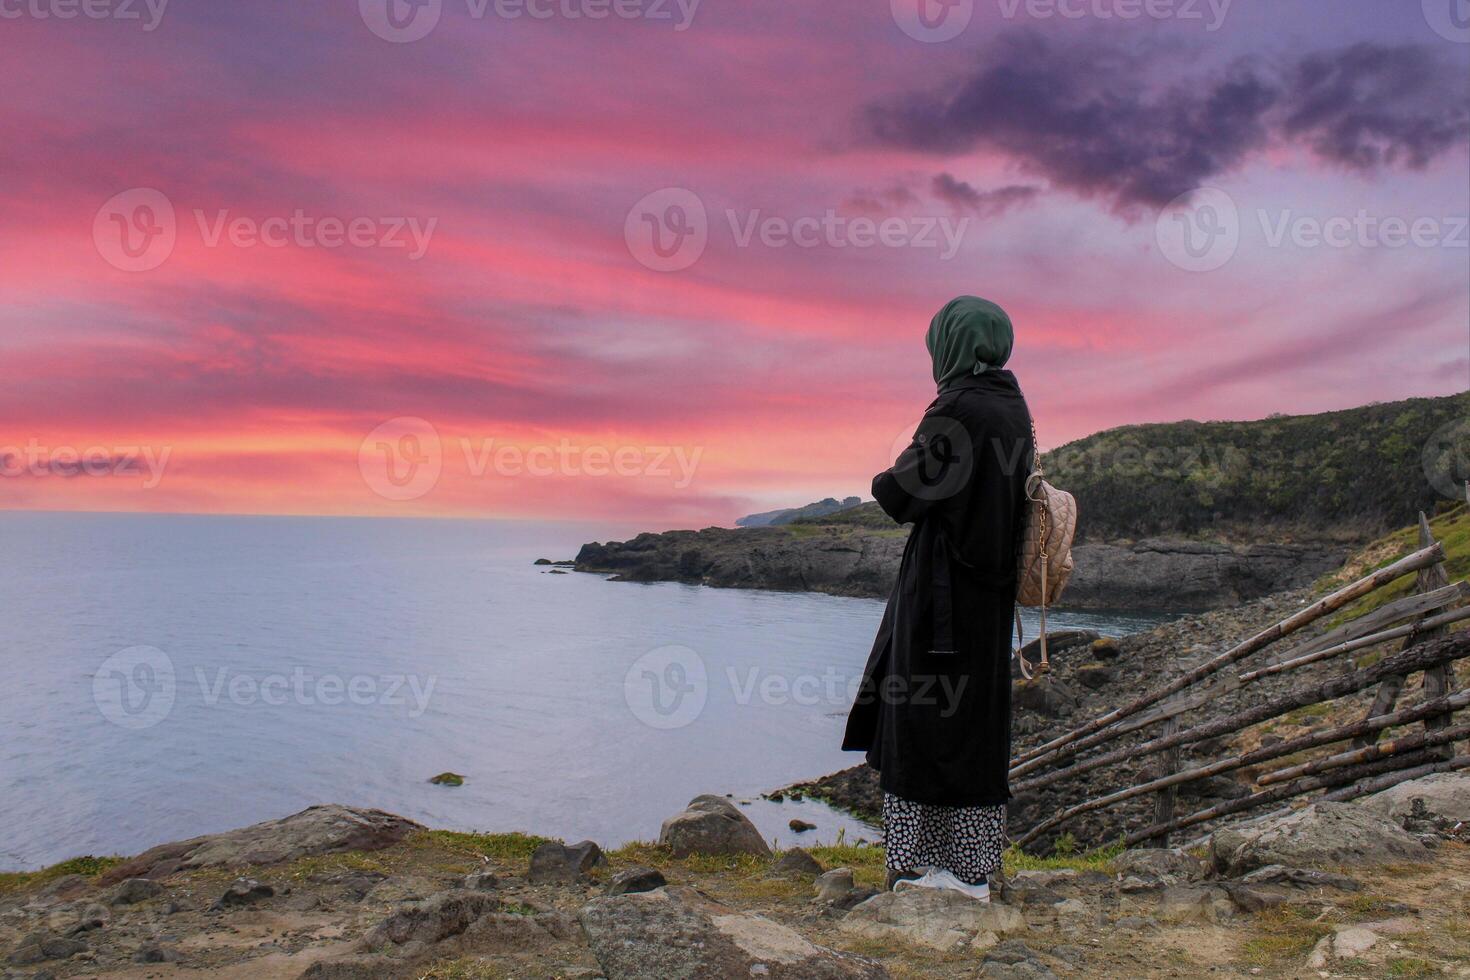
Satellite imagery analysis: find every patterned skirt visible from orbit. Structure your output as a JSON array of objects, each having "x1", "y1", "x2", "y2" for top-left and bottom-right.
[{"x1": 882, "y1": 793, "x2": 1007, "y2": 886}]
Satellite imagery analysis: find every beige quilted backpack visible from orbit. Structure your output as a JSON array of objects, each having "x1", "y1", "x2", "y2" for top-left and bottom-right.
[{"x1": 1014, "y1": 420, "x2": 1077, "y2": 679}]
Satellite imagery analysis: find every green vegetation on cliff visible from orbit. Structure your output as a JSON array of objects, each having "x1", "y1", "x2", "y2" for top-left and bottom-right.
[
  {"x1": 801, "y1": 392, "x2": 1469, "y2": 545},
  {"x1": 1044, "y1": 392, "x2": 1469, "y2": 543}
]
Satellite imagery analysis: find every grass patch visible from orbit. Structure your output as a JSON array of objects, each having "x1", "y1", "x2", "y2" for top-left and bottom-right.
[
  {"x1": 1240, "y1": 905, "x2": 1334, "y2": 967},
  {"x1": 1317, "y1": 505, "x2": 1470, "y2": 625},
  {"x1": 423, "y1": 830, "x2": 553, "y2": 865},
  {"x1": 1003, "y1": 838, "x2": 1124, "y2": 873},
  {"x1": 1387, "y1": 958, "x2": 1437, "y2": 977},
  {"x1": 0, "y1": 855, "x2": 125, "y2": 895},
  {"x1": 1284, "y1": 702, "x2": 1334, "y2": 725},
  {"x1": 808, "y1": 843, "x2": 887, "y2": 888},
  {"x1": 418, "y1": 957, "x2": 510, "y2": 979}
]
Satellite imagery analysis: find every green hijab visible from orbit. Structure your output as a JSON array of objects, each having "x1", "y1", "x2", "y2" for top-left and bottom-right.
[{"x1": 926, "y1": 296, "x2": 1014, "y2": 390}]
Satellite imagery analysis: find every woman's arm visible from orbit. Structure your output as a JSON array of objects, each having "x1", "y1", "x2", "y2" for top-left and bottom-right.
[{"x1": 872, "y1": 396, "x2": 973, "y2": 526}]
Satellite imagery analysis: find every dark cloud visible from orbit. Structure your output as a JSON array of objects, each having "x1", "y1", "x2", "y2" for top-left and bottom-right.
[
  {"x1": 866, "y1": 34, "x2": 1468, "y2": 214},
  {"x1": 1281, "y1": 43, "x2": 1470, "y2": 171},
  {"x1": 931, "y1": 174, "x2": 1040, "y2": 216}
]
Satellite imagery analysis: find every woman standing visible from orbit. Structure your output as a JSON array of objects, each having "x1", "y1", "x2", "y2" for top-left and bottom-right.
[{"x1": 842, "y1": 296, "x2": 1033, "y2": 901}]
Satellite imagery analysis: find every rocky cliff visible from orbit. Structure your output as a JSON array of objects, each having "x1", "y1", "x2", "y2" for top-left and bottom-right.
[{"x1": 575, "y1": 526, "x2": 1346, "y2": 611}]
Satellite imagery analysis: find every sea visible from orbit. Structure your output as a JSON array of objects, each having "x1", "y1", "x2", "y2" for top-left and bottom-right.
[{"x1": 0, "y1": 512, "x2": 1171, "y2": 869}]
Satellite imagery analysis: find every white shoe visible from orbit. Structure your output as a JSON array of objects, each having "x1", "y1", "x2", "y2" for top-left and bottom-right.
[{"x1": 895, "y1": 869, "x2": 989, "y2": 902}]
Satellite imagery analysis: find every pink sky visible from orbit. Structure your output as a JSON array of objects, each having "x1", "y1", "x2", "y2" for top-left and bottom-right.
[{"x1": 2, "y1": 2, "x2": 1467, "y2": 525}]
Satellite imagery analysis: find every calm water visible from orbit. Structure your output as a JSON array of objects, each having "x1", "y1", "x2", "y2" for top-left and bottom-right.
[{"x1": 0, "y1": 513, "x2": 1169, "y2": 870}]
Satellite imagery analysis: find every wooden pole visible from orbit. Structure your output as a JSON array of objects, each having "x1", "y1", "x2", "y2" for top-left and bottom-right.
[
  {"x1": 1316, "y1": 753, "x2": 1470, "y2": 804},
  {"x1": 1412, "y1": 514, "x2": 1459, "y2": 759},
  {"x1": 1258, "y1": 722, "x2": 1470, "y2": 786},
  {"x1": 1013, "y1": 631, "x2": 1470, "y2": 795},
  {"x1": 1237, "y1": 603, "x2": 1470, "y2": 683},
  {"x1": 1121, "y1": 748, "x2": 1445, "y2": 848},
  {"x1": 1011, "y1": 687, "x2": 1470, "y2": 848},
  {"x1": 1149, "y1": 709, "x2": 1183, "y2": 847},
  {"x1": 1010, "y1": 544, "x2": 1444, "y2": 776},
  {"x1": 1353, "y1": 515, "x2": 1455, "y2": 751}
]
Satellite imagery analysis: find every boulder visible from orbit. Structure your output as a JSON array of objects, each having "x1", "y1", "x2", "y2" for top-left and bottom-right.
[
  {"x1": 770, "y1": 848, "x2": 823, "y2": 876},
  {"x1": 1154, "y1": 884, "x2": 1234, "y2": 924},
  {"x1": 362, "y1": 889, "x2": 499, "y2": 949},
  {"x1": 580, "y1": 885, "x2": 887, "y2": 979},
  {"x1": 462, "y1": 872, "x2": 499, "y2": 892},
  {"x1": 6, "y1": 933, "x2": 86, "y2": 965},
  {"x1": 1210, "y1": 802, "x2": 1431, "y2": 876},
  {"x1": 98, "y1": 805, "x2": 422, "y2": 884},
  {"x1": 1358, "y1": 771, "x2": 1470, "y2": 827},
  {"x1": 1013, "y1": 677, "x2": 1078, "y2": 718},
  {"x1": 840, "y1": 889, "x2": 1025, "y2": 951},
  {"x1": 211, "y1": 878, "x2": 274, "y2": 910},
  {"x1": 528, "y1": 841, "x2": 607, "y2": 884},
  {"x1": 1239, "y1": 865, "x2": 1361, "y2": 891},
  {"x1": 109, "y1": 878, "x2": 165, "y2": 905},
  {"x1": 604, "y1": 867, "x2": 667, "y2": 896},
  {"x1": 658, "y1": 795, "x2": 772, "y2": 858},
  {"x1": 1073, "y1": 664, "x2": 1116, "y2": 690},
  {"x1": 814, "y1": 868, "x2": 855, "y2": 904},
  {"x1": 1111, "y1": 848, "x2": 1205, "y2": 883}
]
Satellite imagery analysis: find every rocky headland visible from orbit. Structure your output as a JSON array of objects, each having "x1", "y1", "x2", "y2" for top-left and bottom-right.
[
  {"x1": 574, "y1": 521, "x2": 1347, "y2": 611},
  {"x1": 575, "y1": 393, "x2": 1468, "y2": 611}
]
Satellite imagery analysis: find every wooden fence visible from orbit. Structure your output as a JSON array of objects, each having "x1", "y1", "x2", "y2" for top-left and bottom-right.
[{"x1": 1013, "y1": 513, "x2": 1469, "y2": 851}]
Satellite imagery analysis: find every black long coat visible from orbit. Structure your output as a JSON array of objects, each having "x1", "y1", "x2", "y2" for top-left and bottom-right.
[{"x1": 842, "y1": 370, "x2": 1033, "y2": 807}]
